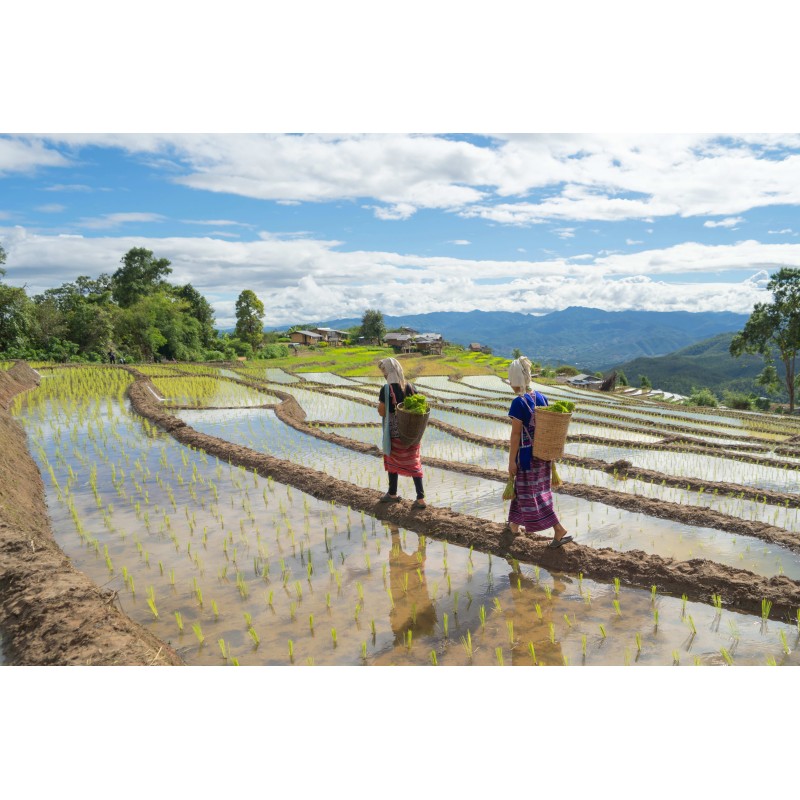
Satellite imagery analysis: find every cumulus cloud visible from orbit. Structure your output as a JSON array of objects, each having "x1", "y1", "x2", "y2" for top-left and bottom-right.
[
  {"x1": 13, "y1": 132, "x2": 800, "y2": 225},
  {"x1": 0, "y1": 226, "x2": 785, "y2": 326},
  {"x1": 704, "y1": 216, "x2": 744, "y2": 228}
]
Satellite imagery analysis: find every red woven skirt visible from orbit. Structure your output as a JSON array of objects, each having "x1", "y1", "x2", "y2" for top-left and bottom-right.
[{"x1": 383, "y1": 439, "x2": 423, "y2": 477}]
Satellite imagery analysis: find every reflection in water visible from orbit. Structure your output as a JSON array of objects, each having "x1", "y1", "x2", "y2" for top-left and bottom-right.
[{"x1": 387, "y1": 525, "x2": 437, "y2": 646}]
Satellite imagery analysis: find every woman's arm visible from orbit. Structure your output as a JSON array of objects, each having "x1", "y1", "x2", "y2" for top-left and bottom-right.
[
  {"x1": 508, "y1": 417, "x2": 522, "y2": 476},
  {"x1": 378, "y1": 401, "x2": 386, "y2": 418}
]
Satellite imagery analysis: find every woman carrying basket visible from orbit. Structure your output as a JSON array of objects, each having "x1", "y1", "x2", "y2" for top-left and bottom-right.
[
  {"x1": 377, "y1": 357, "x2": 427, "y2": 508},
  {"x1": 506, "y1": 356, "x2": 572, "y2": 548}
]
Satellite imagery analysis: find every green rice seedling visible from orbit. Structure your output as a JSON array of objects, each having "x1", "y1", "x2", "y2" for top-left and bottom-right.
[
  {"x1": 651, "y1": 585, "x2": 657, "y2": 602},
  {"x1": 506, "y1": 620, "x2": 515, "y2": 646},
  {"x1": 361, "y1": 641, "x2": 368, "y2": 660},
  {"x1": 386, "y1": 588, "x2": 394, "y2": 609},
  {"x1": 169, "y1": 569, "x2": 175, "y2": 586},
  {"x1": 212, "y1": 600, "x2": 219, "y2": 620},
  {"x1": 761, "y1": 599, "x2": 772, "y2": 620},
  {"x1": 267, "y1": 590, "x2": 274, "y2": 608},
  {"x1": 672, "y1": 650, "x2": 680, "y2": 665},
  {"x1": 460, "y1": 630, "x2": 474, "y2": 661},
  {"x1": 288, "y1": 640, "x2": 294, "y2": 663},
  {"x1": 249, "y1": 628, "x2": 260, "y2": 647},
  {"x1": 549, "y1": 623, "x2": 556, "y2": 644},
  {"x1": 535, "y1": 603, "x2": 543, "y2": 621},
  {"x1": 563, "y1": 614, "x2": 572, "y2": 628},
  {"x1": 711, "y1": 593, "x2": 722, "y2": 611},
  {"x1": 527, "y1": 642, "x2": 536, "y2": 664},
  {"x1": 331, "y1": 628, "x2": 338, "y2": 648},
  {"x1": 534, "y1": 566, "x2": 540, "y2": 582},
  {"x1": 430, "y1": 650, "x2": 438, "y2": 666},
  {"x1": 218, "y1": 639, "x2": 227, "y2": 659},
  {"x1": 581, "y1": 634, "x2": 587, "y2": 658},
  {"x1": 599, "y1": 624, "x2": 606, "y2": 639},
  {"x1": 370, "y1": 619, "x2": 376, "y2": 637},
  {"x1": 479, "y1": 605, "x2": 486, "y2": 629},
  {"x1": 147, "y1": 596, "x2": 159, "y2": 619},
  {"x1": 495, "y1": 647, "x2": 504, "y2": 666},
  {"x1": 192, "y1": 623, "x2": 204, "y2": 644},
  {"x1": 613, "y1": 577, "x2": 620, "y2": 596},
  {"x1": 720, "y1": 648, "x2": 734, "y2": 666},
  {"x1": 309, "y1": 614, "x2": 314, "y2": 633},
  {"x1": 544, "y1": 586, "x2": 552, "y2": 601},
  {"x1": 612, "y1": 599, "x2": 621, "y2": 617},
  {"x1": 779, "y1": 630, "x2": 790, "y2": 655},
  {"x1": 681, "y1": 594, "x2": 687, "y2": 617},
  {"x1": 493, "y1": 597, "x2": 502, "y2": 613},
  {"x1": 325, "y1": 592, "x2": 331, "y2": 609},
  {"x1": 653, "y1": 608, "x2": 659, "y2": 628},
  {"x1": 635, "y1": 632, "x2": 642, "y2": 652},
  {"x1": 405, "y1": 630, "x2": 413, "y2": 651},
  {"x1": 443, "y1": 613, "x2": 449, "y2": 639},
  {"x1": 243, "y1": 612, "x2": 252, "y2": 628},
  {"x1": 174, "y1": 611, "x2": 183, "y2": 632},
  {"x1": 687, "y1": 616, "x2": 697, "y2": 635}
]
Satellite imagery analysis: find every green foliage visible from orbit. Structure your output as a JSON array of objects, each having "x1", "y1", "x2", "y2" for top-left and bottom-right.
[
  {"x1": 616, "y1": 369, "x2": 628, "y2": 386},
  {"x1": 234, "y1": 290, "x2": 265, "y2": 349},
  {"x1": 358, "y1": 309, "x2": 386, "y2": 342},
  {"x1": 399, "y1": 394, "x2": 429, "y2": 414},
  {"x1": 685, "y1": 387, "x2": 719, "y2": 407},
  {"x1": 259, "y1": 343, "x2": 290, "y2": 359},
  {"x1": 640, "y1": 374, "x2": 652, "y2": 389},
  {"x1": 547, "y1": 400, "x2": 575, "y2": 413},
  {"x1": 112, "y1": 248, "x2": 172, "y2": 308},
  {"x1": 722, "y1": 390, "x2": 754, "y2": 410},
  {"x1": 730, "y1": 267, "x2": 800, "y2": 411},
  {"x1": 555, "y1": 364, "x2": 580, "y2": 376},
  {"x1": 0, "y1": 283, "x2": 34, "y2": 352}
]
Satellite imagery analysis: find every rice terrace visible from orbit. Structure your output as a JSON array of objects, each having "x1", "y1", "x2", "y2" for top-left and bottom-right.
[{"x1": 3, "y1": 343, "x2": 800, "y2": 667}]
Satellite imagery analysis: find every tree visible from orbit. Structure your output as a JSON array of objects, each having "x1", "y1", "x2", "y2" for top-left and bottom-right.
[
  {"x1": 175, "y1": 283, "x2": 215, "y2": 348},
  {"x1": 234, "y1": 290, "x2": 265, "y2": 349},
  {"x1": 111, "y1": 248, "x2": 172, "y2": 308},
  {"x1": 0, "y1": 284, "x2": 34, "y2": 353},
  {"x1": 640, "y1": 374, "x2": 652, "y2": 389},
  {"x1": 730, "y1": 268, "x2": 800, "y2": 412},
  {"x1": 617, "y1": 370, "x2": 629, "y2": 387},
  {"x1": 0, "y1": 243, "x2": 6, "y2": 274},
  {"x1": 359, "y1": 309, "x2": 386, "y2": 343},
  {"x1": 512, "y1": 348, "x2": 522, "y2": 359}
]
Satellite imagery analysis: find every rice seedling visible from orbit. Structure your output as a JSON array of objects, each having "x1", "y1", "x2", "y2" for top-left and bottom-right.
[
  {"x1": 174, "y1": 611, "x2": 183, "y2": 632},
  {"x1": 443, "y1": 613, "x2": 449, "y2": 639},
  {"x1": 613, "y1": 600, "x2": 621, "y2": 617},
  {"x1": 687, "y1": 616, "x2": 697, "y2": 635},
  {"x1": 766, "y1": 654, "x2": 777, "y2": 666},
  {"x1": 288, "y1": 640, "x2": 294, "y2": 662},
  {"x1": 495, "y1": 647, "x2": 504, "y2": 666},
  {"x1": 761, "y1": 599, "x2": 772, "y2": 620},
  {"x1": 779, "y1": 630, "x2": 790, "y2": 655},
  {"x1": 613, "y1": 577, "x2": 620, "y2": 596},
  {"x1": 672, "y1": 650, "x2": 680, "y2": 665},
  {"x1": 460, "y1": 630, "x2": 474, "y2": 662},
  {"x1": 192, "y1": 623, "x2": 204, "y2": 644},
  {"x1": 720, "y1": 648, "x2": 734, "y2": 666},
  {"x1": 331, "y1": 628, "x2": 338, "y2": 647},
  {"x1": 405, "y1": 630, "x2": 413, "y2": 651},
  {"x1": 599, "y1": 624, "x2": 606, "y2": 639},
  {"x1": 544, "y1": 586, "x2": 552, "y2": 601},
  {"x1": 249, "y1": 627, "x2": 260, "y2": 647},
  {"x1": 549, "y1": 623, "x2": 556, "y2": 644},
  {"x1": 711, "y1": 594, "x2": 723, "y2": 611},
  {"x1": 479, "y1": 605, "x2": 486, "y2": 629},
  {"x1": 429, "y1": 650, "x2": 438, "y2": 666}
]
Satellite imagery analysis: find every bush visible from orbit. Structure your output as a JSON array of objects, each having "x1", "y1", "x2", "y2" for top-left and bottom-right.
[
  {"x1": 722, "y1": 391, "x2": 754, "y2": 410},
  {"x1": 555, "y1": 365, "x2": 580, "y2": 376},
  {"x1": 755, "y1": 396, "x2": 772, "y2": 411},
  {"x1": 686, "y1": 387, "x2": 719, "y2": 407},
  {"x1": 260, "y1": 344, "x2": 289, "y2": 359},
  {"x1": 204, "y1": 350, "x2": 227, "y2": 361}
]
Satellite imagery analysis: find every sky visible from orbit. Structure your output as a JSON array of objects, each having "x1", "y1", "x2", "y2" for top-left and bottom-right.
[{"x1": 3, "y1": 132, "x2": 800, "y2": 329}]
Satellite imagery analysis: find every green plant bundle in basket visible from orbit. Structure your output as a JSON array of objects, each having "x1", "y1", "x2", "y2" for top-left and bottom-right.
[
  {"x1": 533, "y1": 401, "x2": 576, "y2": 461},
  {"x1": 396, "y1": 393, "x2": 430, "y2": 446}
]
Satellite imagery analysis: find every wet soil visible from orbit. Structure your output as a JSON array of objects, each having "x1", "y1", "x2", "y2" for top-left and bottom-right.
[
  {"x1": 124, "y1": 367, "x2": 800, "y2": 621},
  {"x1": 0, "y1": 363, "x2": 182, "y2": 665}
]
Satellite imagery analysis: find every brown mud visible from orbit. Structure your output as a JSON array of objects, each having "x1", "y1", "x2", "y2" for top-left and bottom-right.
[
  {"x1": 0, "y1": 363, "x2": 183, "y2": 665},
  {"x1": 123, "y1": 367, "x2": 800, "y2": 621}
]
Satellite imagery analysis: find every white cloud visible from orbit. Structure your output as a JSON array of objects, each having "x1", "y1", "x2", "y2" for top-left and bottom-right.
[
  {"x1": 704, "y1": 216, "x2": 744, "y2": 228},
  {"x1": 768, "y1": 228, "x2": 794, "y2": 234},
  {"x1": 78, "y1": 212, "x2": 167, "y2": 230},
  {"x1": 20, "y1": 133, "x2": 800, "y2": 225},
  {"x1": 44, "y1": 183, "x2": 94, "y2": 192},
  {"x1": 448, "y1": 239, "x2": 471, "y2": 245},
  {"x1": 181, "y1": 219, "x2": 254, "y2": 227},
  {"x1": 625, "y1": 238, "x2": 642, "y2": 245},
  {"x1": 553, "y1": 227, "x2": 576, "y2": 239},
  {"x1": 0, "y1": 137, "x2": 69, "y2": 175},
  {"x1": 1, "y1": 227, "x2": 785, "y2": 326},
  {"x1": 36, "y1": 204, "x2": 66, "y2": 213}
]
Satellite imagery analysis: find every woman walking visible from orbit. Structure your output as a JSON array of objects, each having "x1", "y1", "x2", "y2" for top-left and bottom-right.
[
  {"x1": 506, "y1": 356, "x2": 571, "y2": 547},
  {"x1": 377, "y1": 357, "x2": 427, "y2": 508}
]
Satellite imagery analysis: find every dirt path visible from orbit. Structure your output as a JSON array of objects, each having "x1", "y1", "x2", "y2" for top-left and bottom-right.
[
  {"x1": 0, "y1": 363, "x2": 183, "y2": 666},
  {"x1": 124, "y1": 368, "x2": 800, "y2": 621}
]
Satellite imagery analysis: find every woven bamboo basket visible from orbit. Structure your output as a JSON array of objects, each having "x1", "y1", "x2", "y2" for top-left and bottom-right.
[
  {"x1": 533, "y1": 408, "x2": 572, "y2": 461},
  {"x1": 395, "y1": 405, "x2": 430, "y2": 447}
]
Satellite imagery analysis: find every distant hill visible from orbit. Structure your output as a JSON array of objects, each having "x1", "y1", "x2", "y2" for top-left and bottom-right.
[
  {"x1": 613, "y1": 332, "x2": 785, "y2": 399},
  {"x1": 312, "y1": 307, "x2": 749, "y2": 369}
]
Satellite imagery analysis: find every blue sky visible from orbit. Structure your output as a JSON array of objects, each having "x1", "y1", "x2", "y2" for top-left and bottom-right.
[{"x1": 3, "y1": 133, "x2": 800, "y2": 328}]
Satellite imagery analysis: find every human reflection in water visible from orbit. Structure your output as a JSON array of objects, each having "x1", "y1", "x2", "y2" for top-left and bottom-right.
[
  {"x1": 388, "y1": 525, "x2": 437, "y2": 647},
  {"x1": 504, "y1": 561, "x2": 568, "y2": 666}
]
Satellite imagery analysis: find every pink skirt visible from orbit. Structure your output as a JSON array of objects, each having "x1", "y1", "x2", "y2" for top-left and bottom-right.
[{"x1": 508, "y1": 457, "x2": 560, "y2": 532}]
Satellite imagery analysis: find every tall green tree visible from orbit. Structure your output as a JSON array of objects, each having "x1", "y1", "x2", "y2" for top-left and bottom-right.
[
  {"x1": 111, "y1": 248, "x2": 172, "y2": 308},
  {"x1": 730, "y1": 268, "x2": 800, "y2": 412},
  {"x1": 0, "y1": 243, "x2": 6, "y2": 273},
  {"x1": 359, "y1": 308, "x2": 386, "y2": 342},
  {"x1": 175, "y1": 283, "x2": 215, "y2": 347},
  {"x1": 234, "y1": 290, "x2": 265, "y2": 349}
]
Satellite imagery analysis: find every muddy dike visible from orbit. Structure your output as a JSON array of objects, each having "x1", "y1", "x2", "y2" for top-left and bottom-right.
[
  {"x1": 125, "y1": 369, "x2": 800, "y2": 621},
  {"x1": 0, "y1": 363, "x2": 182, "y2": 665}
]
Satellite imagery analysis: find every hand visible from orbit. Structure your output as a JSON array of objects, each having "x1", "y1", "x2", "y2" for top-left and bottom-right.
[{"x1": 508, "y1": 463, "x2": 517, "y2": 478}]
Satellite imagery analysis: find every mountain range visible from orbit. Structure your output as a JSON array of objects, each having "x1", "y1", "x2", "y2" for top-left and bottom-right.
[{"x1": 314, "y1": 307, "x2": 749, "y2": 370}]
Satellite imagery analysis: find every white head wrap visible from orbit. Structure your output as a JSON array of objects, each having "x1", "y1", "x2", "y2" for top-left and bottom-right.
[
  {"x1": 379, "y1": 357, "x2": 406, "y2": 386},
  {"x1": 507, "y1": 356, "x2": 532, "y2": 395}
]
